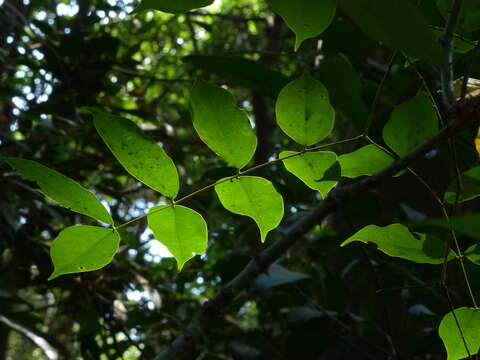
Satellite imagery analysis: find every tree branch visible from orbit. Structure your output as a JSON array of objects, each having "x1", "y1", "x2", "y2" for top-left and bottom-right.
[{"x1": 155, "y1": 101, "x2": 478, "y2": 360}]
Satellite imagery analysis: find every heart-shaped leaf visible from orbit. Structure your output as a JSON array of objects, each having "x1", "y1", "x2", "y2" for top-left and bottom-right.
[
  {"x1": 215, "y1": 176, "x2": 284, "y2": 242},
  {"x1": 148, "y1": 205, "x2": 208, "y2": 270},
  {"x1": 49, "y1": 226, "x2": 120, "y2": 280},
  {"x1": 3, "y1": 158, "x2": 113, "y2": 225},
  {"x1": 338, "y1": 145, "x2": 395, "y2": 178}
]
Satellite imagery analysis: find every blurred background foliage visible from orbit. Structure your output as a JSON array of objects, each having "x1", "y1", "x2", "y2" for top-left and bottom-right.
[{"x1": 1, "y1": 0, "x2": 480, "y2": 359}]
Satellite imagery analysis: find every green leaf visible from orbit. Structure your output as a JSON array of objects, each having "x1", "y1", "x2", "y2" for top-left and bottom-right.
[
  {"x1": 383, "y1": 92, "x2": 439, "y2": 156},
  {"x1": 190, "y1": 80, "x2": 257, "y2": 169},
  {"x1": 439, "y1": 307, "x2": 480, "y2": 360},
  {"x1": 3, "y1": 158, "x2": 113, "y2": 225},
  {"x1": 444, "y1": 166, "x2": 480, "y2": 203},
  {"x1": 215, "y1": 176, "x2": 284, "y2": 242},
  {"x1": 316, "y1": 55, "x2": 369, "y2": 131},
  {"x1": 148, "y1": 205, "x2": 208, "y2": 270},
  {"x1": 280, "y1": 151, "x2": 340, "y2": 198},
  {"x1": 412, "y1": 214, "x2": 480, "y2": 242},
  {"x1": 269, "y1": 0, "x2": 336, "y2": 51},
  {"x1": 85, "y1": 109, "x2": 179, "y2": 199},
  {"x1": 341, "y1": 224, "x2": 455, "y2": 264},
  {"x1": 134, "y1": 0, "x2": 213, "y2": 14},
  {"x1": 465, "y1": 243, "x2": 480, "y2": 265},
  {"x1": 338, "y1": 145, "x2": 395, "y2": 178},
  {"x1": 436, "y1": 0, "x2": 480, "y2": 34},
  {"x1": 184, "y1": 55, "x2": 289, "y2": 97},
  {"x1": 276, "y1": 73, "x2": 335, "y2": 146},
  {"x1": 49, "y1": 226, "x2": 120, "y2": 280},
  {"x1": 338, "y1": 0, "x2": 445, "y2": 67}
]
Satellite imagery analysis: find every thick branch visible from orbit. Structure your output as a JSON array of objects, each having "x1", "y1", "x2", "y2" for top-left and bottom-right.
[{"x1": 156, "y1": 102, "x2": 477, "y2": 360}]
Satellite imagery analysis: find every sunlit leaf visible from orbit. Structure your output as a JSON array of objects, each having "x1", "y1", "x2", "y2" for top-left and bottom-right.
[
  {"x1": 276, "y1": 73, "x2": 335, "y2": 146},
  {"x1": 148, "y1": 205, "x2": 208, "y2": 270},
  {"x1": 338, "y1": 145, "x2": 395, "y2": 178},
  {"x1": 341, "y1": 224, "x2": 455, "y2": 264},
  {"x1": 190, "y1": 80, "x2": 257, "y2": 169},
  {"x1": 439, "y1": 307, "x2": 480, "y2": 360},
  {"x1": 338, "y1": 0, "x2": 445, "y2": 67},
  {"x1": 3, "y1": 158, "x2": 113, "y2": 225},
  {"x1": 134, "y1": 0, "x2": 213, "y2": 14},
  {"x1": 444, "y1": 166, "x2": 480, "y2": 203},
  {"x1": 269, "y1": 0, "x2": 336, "y2": 51},
  {"x1": 49, "y1": 226, "x2": 120, "y2": 280},
  {"x1": 84, "y1": 109, "x2": 179, "y2": 199},
  {"x1": 215, "y1": 176, "x2": 284, "y2": 242},
  {"x1": 383, "y1": 92, "x2": 438, "y2": 156},
  {"x1": 280, "y1": 151, "x2": 340, "y2": 198}
]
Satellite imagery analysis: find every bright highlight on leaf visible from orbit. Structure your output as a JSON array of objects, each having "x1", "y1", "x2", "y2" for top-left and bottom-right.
[
  {"x1": 190, "y1": 80, "x2": 257, "y2": 169},
  {"x1": 134, "y1": 0, "x2": 214, "y2": 14},
  {"x1": 215, "y1": 176, "x2": 284, "y2": 242},
  {"x1": 383, "y1": 92, "x2": 438, "y2": 156},
  {"x1": 280, "y1": 151, "x2": 339, "y2": 198},
  {"x1": 341, "y1": 224, "x2": 455, "y2": 264},
  {"x1": 444, "y1": 166, "x2": 480, "y2": 204},
  {"x1": 269, "y1": 0, "x2": 336, "y2": 51},
  {"x1": 85, "y1": 109, "x2": 180, "y2": 199},
  {"x1": 148, "y1": 205, "x2": 208, "y2": 270},
  {"x1": 338, "y1": 145, "x2": 395, "y2": 178},
  {"x1": 3, "y1": 158, "x2": 113, "y2": 225},
  {"x1": 49, "y1": 226, "x2": 120, "y2": 280},
  {"x1": 439, "y1": 307, "x2": 480, "y2": 360},
  {"x1": 276, "y1": 73, "x2": 335, "y2": 146}
]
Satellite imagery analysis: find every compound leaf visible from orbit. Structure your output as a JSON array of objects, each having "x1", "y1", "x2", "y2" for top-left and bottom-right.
[
  {"x1": 439, "y1": 307, "x2": 480, "y2": 360},
  {"x1": 215, "y1": 176, "x2": 284, "y2": 242},
  {"x1": 3, "y1": 158, "x2": 113, "y2": 225},
  {"x1": 269, "y1": 0, "x2": 336, "y2": 51},
  {"x1": 49, "y1": 226, "x2": 120, "y2": 280},
  {"x1": 276, "y1": 73, "x2": 335, "y2": 146},
  {"x1": 280, "y1": 151, "x2": 340, "y2": 198},
  {"x1": 148, "y1": 205, "x2": 208, "y2": 270},
  {"x1": 190, "y1": 80, "x2": 257, "y2": 169}
]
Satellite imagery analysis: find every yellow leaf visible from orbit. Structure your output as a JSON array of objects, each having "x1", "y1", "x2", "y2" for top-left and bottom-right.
[{"x1": 475, "y1": 127, "x2": 480, "y2": 157}]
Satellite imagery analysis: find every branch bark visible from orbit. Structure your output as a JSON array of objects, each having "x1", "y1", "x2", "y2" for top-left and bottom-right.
[{"x1": 155, "y1": 101, "x2": 478, "y2": 360}]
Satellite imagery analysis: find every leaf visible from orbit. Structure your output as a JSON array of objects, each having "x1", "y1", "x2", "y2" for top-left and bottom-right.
[
  {"x1": 454, "y1": 78, "x2": 480, "y2": 100},
  {"x1": 215, "y1": 176, "x2": 284, "y2": 242},
  {"x1": 280, "y1": 151, "x2": 340, "y2": 198},
  {"x1": 49, "y1": 226, "x2": 120, "y2": 280},
  {"x1": 436, "y1": 0, "x2": 480, "y2": 34},
  {"x1": 190, "y1": 80, "x2": 257, "y2": 169},
  {"x1": 476, "y1": 127, "x2": 480, "y2": 158},
  {"x1": 338, "y1": 145, "x2": 395, "y2": 178},
  {"x1": 275, "y1": 73, "x2": 335, "y2": 146},
  {"x1": 253, "y1": 264, "x2": 309, "y2": 291},
  {"x1": 3, "y1": 158, "x2": 113, "y2": 225},
  {"x1": 84, "y1": 109, "x2": 179, "y2": 199},
  {"x1": 439, "y1": 307, "x2": 480, "y2": 360},
  {"x1": 148, "y1": 205, "x2": 208, "y2": 270},
  {"x1": 341, "y1": 224, "x2": 455, "y2": 264},
  {"x1": 316, "y1": 55, "x2": 369, "y2": 131},
  {"x1": 465, "y1": 243, "x2": 480, "y2": 265},
  {"x1": 134, "y1": 0, "x2": 213, "y2": 14},
  {"x1": 383, "y1": 92, "x2": 439, "y2": 156},
  {"x1": 184, "y1": 55, "x2": 289, "y2": 97},
  {"x1": 444, "y1": 166, "x2": 480, "y2": 203},
  {"x1": 412, "y1": 214, "x2": 480, "y2": 242},
  {"x1": 338, "y1": 0, "x2": 445, "y2": 67},
  {"x1": 269, "y1": 0, "x2": 336, "y2": 51}
]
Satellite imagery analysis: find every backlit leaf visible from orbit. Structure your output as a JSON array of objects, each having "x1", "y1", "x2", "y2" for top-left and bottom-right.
[
  {"x1": 444, "y1": 166, "x2": 480, "y2": 203},
  {"x1": 439, "y1": 307, "x2": 480, "y2": 360},
  {"x1": 135, "y1": 0, "x2": 213, "y2": 14},
  {"x1": 269, "y1": 0, "x2": 336, "y2": 51},
  {"x1": 383, "y1": 92, "x2": 438, "y2": 156},
  {"x1": 215, "y1": 176, "x2": 284, "y2": 242},
  {"x1": 190, "y1": 80, "x2": 257, "y2": 169},
  {"x1": 148, "y1": 205, "x2": 208, "y2": 270},
  {"x1": 280, "y1": 151, "x2": 340, "y2": 198},
  {"x1": 276, "y1": 73, "x2": 335, "y2": 146},
  {"x1": 3, "y1": 158, "x2": 113, "y2": 225},
  {"x1": 341, "y1": 224, "x2": 455, "y2": 264},
  {"x1": 338, "y1": 0, "x2": 445, "y2": 67},
  {"x1": 85, "y1": 109, "x2": 179, "y2": 199},
  {"x1": 338, "y1": 145, "x2": 395, "y2": 178},
  {"x1": 49, "y1": 226, "x2": 120, "y2": 280}
]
